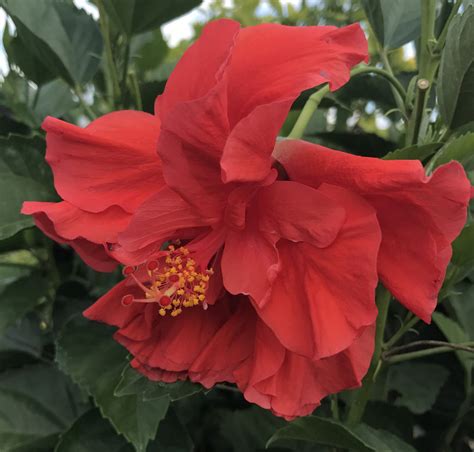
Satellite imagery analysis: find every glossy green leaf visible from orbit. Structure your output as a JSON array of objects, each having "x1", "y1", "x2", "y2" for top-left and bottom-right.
[
  {"x1": 56, "y1": 318, "x2": 170, "y2": 452},
  {"x1": 131, "y1": 29, "x2": 169, "y2": 74},
  {"x1": 437, "y1": 6, "x2": 474, "y2": 129},
  {"x1": 115, "y1": 364, "x2": 202, "y2": 401},
  {"x1": 449, "y1": 282, "x2": 474, "y2": 341},
  {"x1": 0, "y1": 364, "x2": 88, "y2": 452},
  {"x1": 386, "y1": 363, "x2": 450, "y2": 414},
  {"x1": 102, "y1": 0, "x2": 201, "y2": 36},
  {"x1": 362, "y1": 0, "x2": 421, "y2": 49},
  {"x1": 267, "y1": 416, "x2": 374, "y2": 451},
  {"x1": 383, "y1": 142, "x2": 441, "y2": 161},
  {"x1": 432, "y1": 312, "x2": 473, "y2": 372},
  {"x1": 55, "y1": 409, "x2": 133, "y2": 452},
  {"x1": 0, "y1": 135, "x2": 54, "y2": 239},
  {"x1": 1, "y1": 0, "x2": 103, "y2": 85},
  {"x1": 152, "y1": 407, "x2": 194, "y2": 452},
  {"x1": 0, "y1": 273, "x2": 49, "y2": 335},
  {"x1": 427, "y1": 132, "x2": 474, "y2": 172},
  {"x1": 449, "y1": 223, "x2": 474, "y2": 283},
  {"x1": 352, "y1": 424, "x2": 417, "y2": 452}
]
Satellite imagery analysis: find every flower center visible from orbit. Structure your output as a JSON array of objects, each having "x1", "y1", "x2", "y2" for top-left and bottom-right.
[{"x1": 120, "y1": 245, "x2": 213, "y2": 317}]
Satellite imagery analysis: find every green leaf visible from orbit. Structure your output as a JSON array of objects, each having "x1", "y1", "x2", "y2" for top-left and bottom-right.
[
  {"x1": 0, "y1": 273, "x2": 49, "y2": 335},
  {"x1": 56, "y1": 317, "x2": 170, "y2": 452},
  {"x1": 131, "y1": 29, "x2": 169, "y2": 74},
  {"x1": 449, "y1": 282, "x2": 474, "y2": 340},
  {"x1": 437, "y1": 6, "x2": 474, "y2": 129},
  {"x1": 3, "y1": 25, "x2": 55, "y2": 86},
  {"x1": 32, "y1": 80, "x2": 76, "y2": 126},
  {"x1": 427, "y1": 132, "x2": 474, "y2": 172},
  {"x1": 102, "y1": 0, "x2": 202, "y2": 36},
  {"x1": 0, "y1": 364, "x2": 88, "y2": 452},
  {"x1": 266, "y1": 416, "x2": 374, "y2": 451},
  {"x1": 115, "y1": 365, "x2": 202, "y2": 402},
  {"x1": 352, "y1": 424, "x2": 417, "y2": 452},
  {"x1": 55, "y1": 409, "x2": 133, "y2": 452},
  {"x1": 0, "y1": 134, "x2": 54, "y2": 239},
  {"x1": 386, "y1": 363, "x2": 450, "y2": 414},
  {"x1": 449, "y1": 223, "x2": 474, "y2": 283},
  {"x1": 0, "y1": 315, "x2": 43, "y2": 371},
  {"x1": 362, "y1": 0, "x2": 421, "y2": 49},
  {"x1": 383, "y1": 142, "x2": 441, "y2": 161},
  {"x1": 1, "y1": 0, "x2": 103, "y2": 85},
  {"x1": 432, "y1": 312, "x2": 473, "y2": 372}
]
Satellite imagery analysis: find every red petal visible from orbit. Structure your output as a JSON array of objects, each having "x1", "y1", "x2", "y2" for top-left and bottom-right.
[
  {"x1": 276, "y1": 140, "x2": 471, "y2": 321},
  {"x1": 220, "y1": 23, "x2": 368, "y2": 183},
  {"x1": 255, "y1": 185, "x2": 380, "y2": 359},
  {"x1": 236, "y1": 321, "x2": 375, "y2": 419},
  {"x1": 22, "y1": 201, "x2": 131, "y2": 243},
  {"x1": 155, "y1": 19, "x2": 239, "y2": 117},
  {"x1": 43, "y1": 111, "x2": 162, "y2": 214},
  {"x1": 118, "y1": 186, "x2": 213, "y2": 256},
  {"x1": 22, "y1": 204, "x2": 117, "y2": 272},
  {"x1": 257, "y1": 181, "x2": 346, "y2": 246},
  {"x1": 221, "y1": 218, "x2": 280, "y2": 306}
]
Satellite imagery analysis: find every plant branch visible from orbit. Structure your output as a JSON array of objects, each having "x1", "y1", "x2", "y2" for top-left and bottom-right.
[
  {"x1": 96, "y1": 0, "x2": 121, "y2": 108},
  {"x1": 347, "y1": 287, "x2": 391, "y2": 425},
  {"x1": 287, "y1": 65, "x2": 407, "y2": 139},
  {"x1": 436, "y1": 0, "x2": 462, "y2": 52},
  {"x1": 384, "y1": 340, "x2": 474, "y2": 357},
  {"x1": 383, "y1": 342, "x2": 474, "y2": 364}
]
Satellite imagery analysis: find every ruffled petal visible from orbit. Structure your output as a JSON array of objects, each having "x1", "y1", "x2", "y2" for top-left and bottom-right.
[
  {"x1": 118, "y1": 186, "x2": 213, "y2": 260},
  {"x1": 22, "y1": 201, "x2": 131, "y2": 243},
  {"x1": 220, "y1": 23, "x2": 368, "y2": 182},
  {"x1": 256, "y1": 181, "x2": 346, "y2": 246},
  {"x1": 255, "y1": 185, "x2": 380, "y2": 359},
  {"x1": 236, "y1": 320, "x2": 375, "y2": 419},
  {"x1": 155, "y1": 19, "x2": 239, "y2": 117},
  {"x1": 43, "y1": 111, "x2": 163, "y2": 214},
  {"x1": 275, "y1": 140, "x2": 471, "y2": 321},
  {"x1": 23, "y1": 205, "x2": 116, "y2": 272}
]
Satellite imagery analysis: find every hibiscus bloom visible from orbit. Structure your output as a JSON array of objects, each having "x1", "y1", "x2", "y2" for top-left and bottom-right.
[
  {"x1": 21, "y1": 111, "x2": 163, "y2": 271},
  {"x1": 22, "y1": 18, "x2": 471, "y2": 419}
]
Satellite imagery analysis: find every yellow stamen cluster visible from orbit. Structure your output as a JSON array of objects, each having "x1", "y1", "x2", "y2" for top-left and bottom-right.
[{"x1": 147, "y1": 245, "x2": 213, "y2": 318}]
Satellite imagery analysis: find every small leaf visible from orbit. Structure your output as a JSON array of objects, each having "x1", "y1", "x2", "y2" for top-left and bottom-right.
[
  {"x1": 0, "y1": 364, "x2": 88, "y2": 452},
  {"x1": 0, "y1": 273, "x2": 49, "y2": 335},
  {"x1": 102, "y1": 0, "x2": 202, "y2": 36},
  {"x1": 432, "y1": 312, "x2": 473, "y2": 373},
  {"x1": 56, "y1": 317, "x2": 170, "y2": 452},
  {"x1": 449, "y1": 282, "x2": 474, "y2": 340},
  {"x1": 383, "y1": 143, "x2": 441, "y2": 161},
  {"x1": 386, "y1": 363, "x2": 450, "y2": 414},
  {"x1": 115, "y1": 365, "x2": 202, "y2": 402},
  {"x1": 437, "y1": 6, "x2": 474, "y2": 129},
  {"x1": 427, "y1": 132, "x2": 474, "y2": 172},
  {"x1": 0, "y1": 134, "x2": 55, "y2": 240},
  {"x1": 1, "y1": 0, "x2": 103, "y2": 85},
  {"x1": 362, "y1": 0, "x2": 421, "y2": 49},
  {"x1": 266, "y1": 416, "x2": 374, "y2": 451}
]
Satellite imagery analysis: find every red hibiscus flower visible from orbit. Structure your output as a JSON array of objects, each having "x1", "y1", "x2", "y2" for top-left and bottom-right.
[
  {"x1": 21, "y1": 111, "x2": 163, "y2": 271},
  {"x1": 82, "y1": 19, "x2": 381, "y2": 418}
]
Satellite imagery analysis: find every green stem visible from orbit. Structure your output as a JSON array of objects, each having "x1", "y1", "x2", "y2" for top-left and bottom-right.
[
  {"x1": 384, "y1": 314, "x2": 419, "y2": 349},
  {"x1": 287, "y1": 66, "x2": 407, "y2": 139},
  {"x1": 347, "y1": 287, "x2": 391, "y2": 425},
  {"x1": 97, "y1": 0, "x2": 121, "y2": 108},
  {"x1": 383, "y1": 342, "x2": 474, "y2": 364},
  {"x1": 287, "y1": 83, "x2": 330, "y2": 139},
  {"x1": 406, "y1": 0, "x2": 439, "y2": 145},
  {"x1": 120, "y1": 36, "x2": 131, "y2": 107},
  {"x1": 73, "y1": 85, "x2": 96, "y2": 120},
  {"x1": 129, "y1": 71, "x2": 143, "y2": 111}
]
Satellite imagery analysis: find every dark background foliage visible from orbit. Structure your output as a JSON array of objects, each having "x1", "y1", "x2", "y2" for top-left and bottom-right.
[{"x1": 0, "y1": 0, "x2": 473, "y2": 451}]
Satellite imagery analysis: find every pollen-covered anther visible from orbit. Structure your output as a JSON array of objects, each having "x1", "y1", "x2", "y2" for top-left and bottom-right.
[{"x1": 120, "y1": 245, "x2": 213, "y2": 317}]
